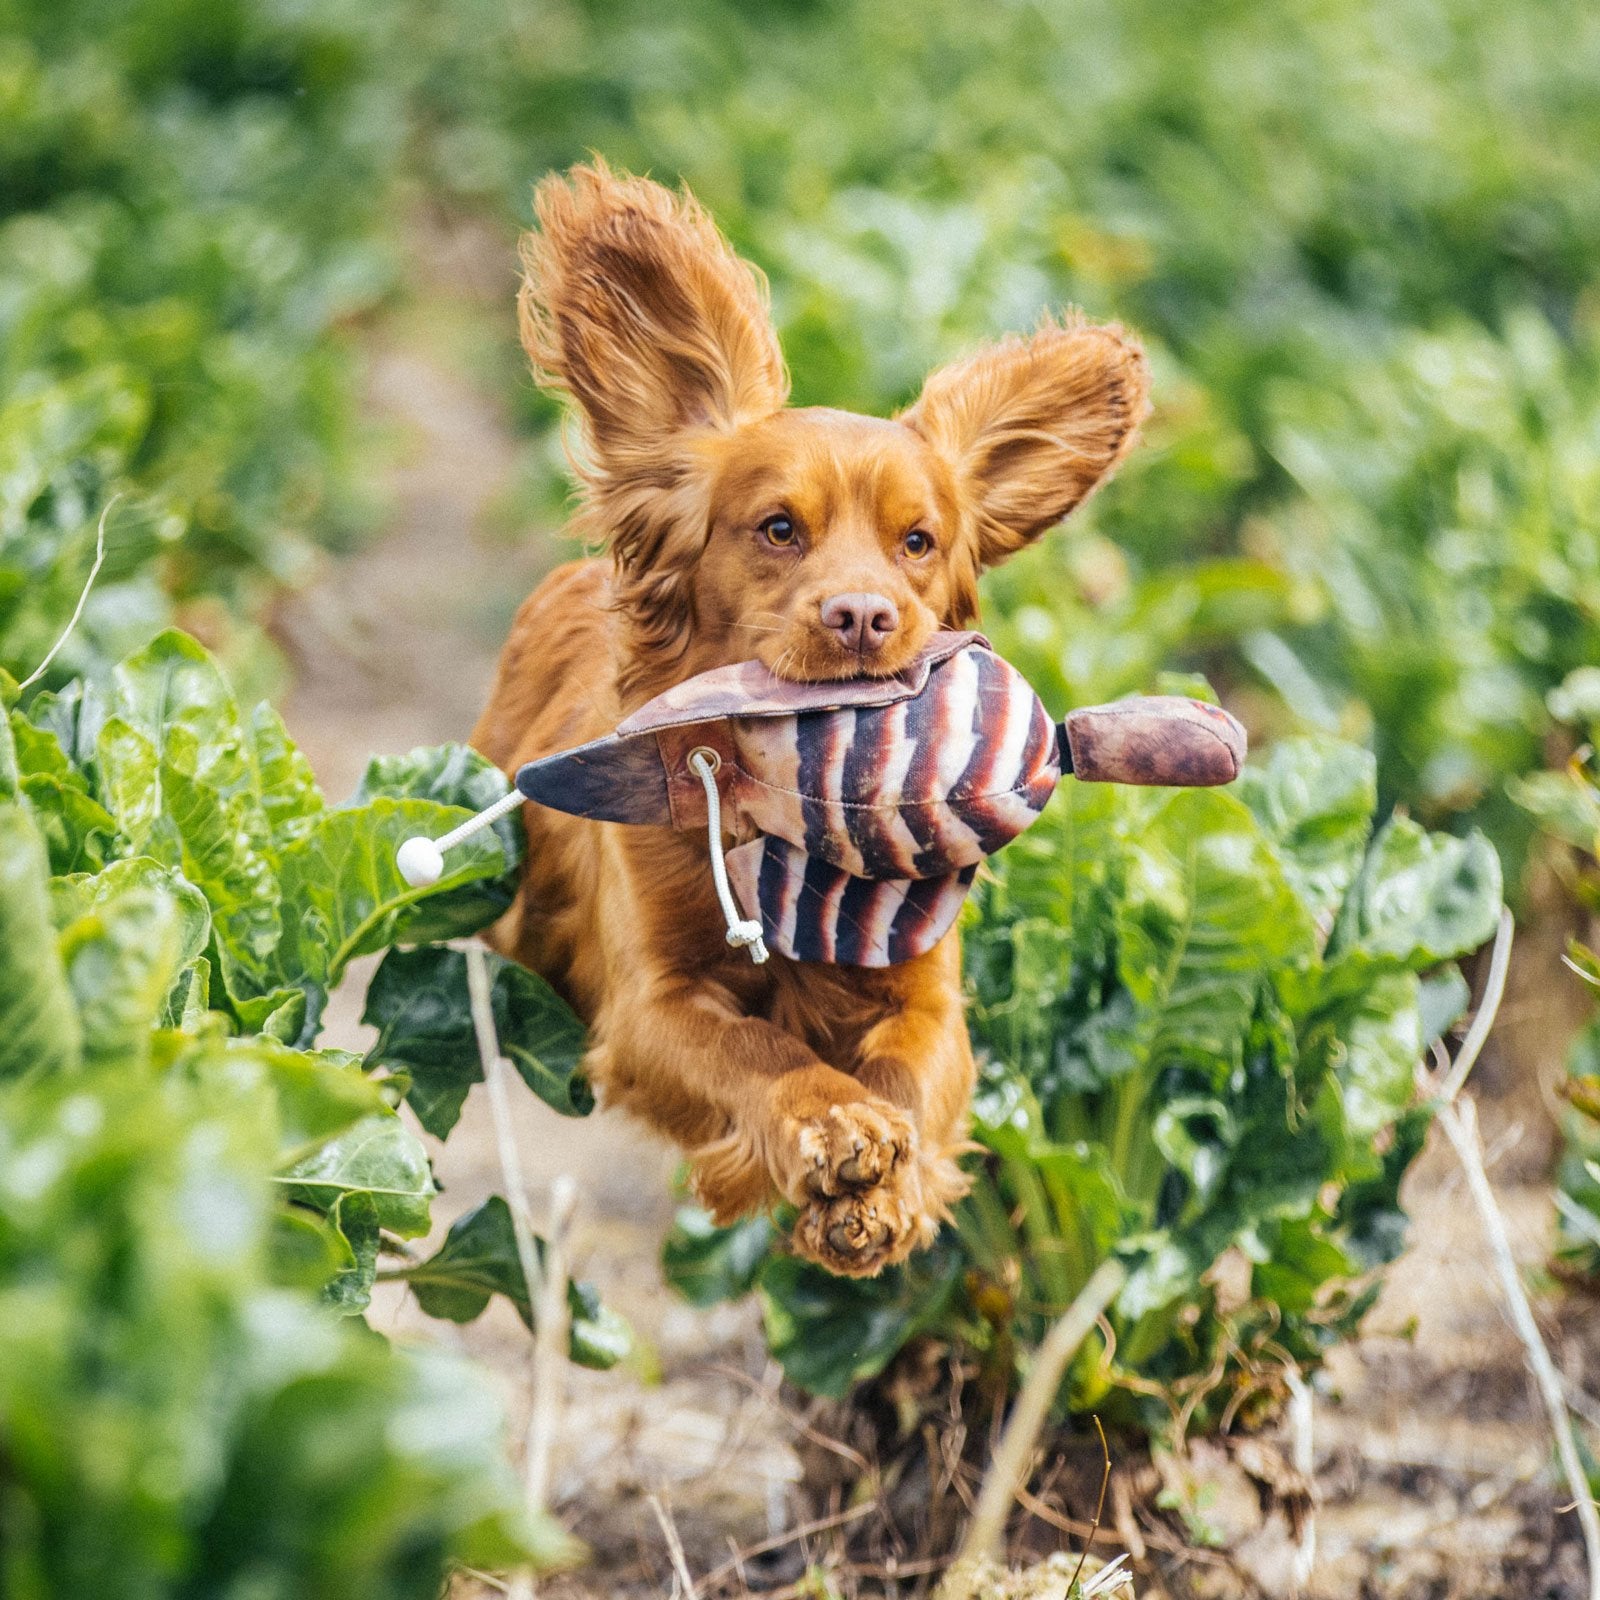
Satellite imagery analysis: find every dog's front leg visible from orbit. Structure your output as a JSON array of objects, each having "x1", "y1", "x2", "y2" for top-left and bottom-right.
[
  {"x1": 852, "y1": 938, "x2": 978, "y2": 1227},
  {"x1": 591, "y1": 975, "x2": 927, "y2": 1276}
]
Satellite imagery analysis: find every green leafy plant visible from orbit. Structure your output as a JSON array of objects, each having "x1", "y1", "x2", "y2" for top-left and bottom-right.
[
  {"x1": 0, "y1": 625, "x2": 631, "y2": 1590},
  {"x1": 4, "y1": 626, "x2": 621, "y2": 1332},
  {"x1": 0, "y1": 899, "x2": 569, "y2": 1595},
  {"x1": 667, "y1": 737, "x2": 1503, "y2": 1434}
]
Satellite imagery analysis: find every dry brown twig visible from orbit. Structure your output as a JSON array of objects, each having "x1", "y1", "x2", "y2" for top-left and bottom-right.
[
  {"x1": 937, "y1": 1256, "x2": 1127, "y2": 1594},
  {"x1": 696, "y1": 1500, "x2": 877, "y2": 1594},
  {"x1": 708, "y1": 1361, "x2": 871, "y2": 1472},
  {"x1": 1066, "y1": 1417, "x2": 1113, "y2": 1592},
  {"x1": 648, "y1": 1495, "x2": 698, "y2": 1599}
]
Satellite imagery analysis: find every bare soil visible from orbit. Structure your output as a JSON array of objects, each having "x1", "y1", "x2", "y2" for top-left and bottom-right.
[{"x1": 276, "y1": 211, "x2": 1598, "y2": 1600}]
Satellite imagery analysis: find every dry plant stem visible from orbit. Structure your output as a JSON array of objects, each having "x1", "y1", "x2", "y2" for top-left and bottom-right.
[
  {"x1": 1066, "y1": 1416, "x2": 1112, "y2": 1593},
  {"x1": 466, "y1": 943, "x2": 573, "y2": 1593},
  {"x1": 1436, "y1": 905, "x2": 1515, "y2": 1104},
  {"x1": 697, "y1": 1501, "x2": 878, "y2": 1592},
  {"x1": 648, "y1": 1495, "x2": 698, "y2": 1599},
  {"x1": 528, "y1": 1175, "x2": 576, "y2": 1512},
  {"x1": 1438, "y1": 1096, "x2": 1600, "y2": 1600},
  {"x1": 18, "y1": 495, "x2": 117, "y2": 691},
  {"x1": 1284, "y1": 1367, "x2": 1315, "y2": 1592},
  {"x1": 1431, "y1": 908, "x2": 1600, "y2": 1600},
  {"x1": 942, "y1": 1256, "x2": 1128, "y2": 1587}
]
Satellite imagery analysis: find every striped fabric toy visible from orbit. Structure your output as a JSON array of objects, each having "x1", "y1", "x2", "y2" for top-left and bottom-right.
[{"x1": 397, "y1": 633, "x2": 1245, "y2": 968}]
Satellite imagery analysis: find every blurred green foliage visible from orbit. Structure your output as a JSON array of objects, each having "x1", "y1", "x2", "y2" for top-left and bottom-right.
[
  {"x1": 0, "y1": 629, "x2": 627, "y2": 1592},
  {"x1": 0, "y1": 1026, "x2": 565, "y2": 1597},
  {"x1": 0, "y1": 0, "x2": 399, "y2": 686}
]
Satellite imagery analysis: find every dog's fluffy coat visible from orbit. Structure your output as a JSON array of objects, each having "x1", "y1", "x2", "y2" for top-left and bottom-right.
[{"x1": 474, "y1": 163, "x2": 1148, "y2": 1275}]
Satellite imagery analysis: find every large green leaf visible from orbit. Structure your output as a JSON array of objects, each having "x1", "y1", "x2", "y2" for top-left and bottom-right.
[
  {"x1": 1332, "y1": 817, "x2": 1502, "y2": 968},
  {"x1": 97, "y1": 715, "x2": 284, "y2": 989},
  {"x1": 271, "y1": 801, "x2": 508, "y2": 991},
  {"x1": 362, "y1": 945, "x2": 592, "y2": 1136},
  {"x1": 348, "y1": 744, "x2": 523, "y2": 932},
  {"x1": 10, "y1": 713, "x2": 84, "y2": 790},
  {"x1": 161, "y1": 956, "x2": 213, "y2": 1032},
  {"x1": 249, "y1": 703, "x2": 324, "y2": 838},
  {"x1": 50, "y1": 856, "x2": 211, "y2": 972},
  {"x1": 662, "y1": 1207, "x2": 775, "y2": 1308},
  {"x1": 1235, "y1": 738, "x2": 1376, "y2": 929},
  {"x1": 11, "y1": 712, "x2": 119, "y2": 871},
  {"x1": 203, "y1": 1039, "x2": 388, "y2": 1167},
  {"x1": 276, "y1": 1112, "x2": 436, "y2": 1238},
  {"x1": 1116, "y1": 790, "x2": 1314, "y2": 1076},
  {"x1": 321, "y1": 1191, "x2": 382, "y2": 1315},
  {"x1": 756, "y1": 1246, "x2": 964, "y2": 1399},
  {"x1": 18, "y1": 771, "x2": 119, "y2": 874},
  {"x1": 398, "y1": 1196, "x2": 632, "y2": 1368},
  {"x1": 104, "y1": 629, "x2": 250, "y2": 786},
  {"x1": 352, "y1": 742, "x2": 520, "y2": 830},
  {"x1": 56, "y1": 883, "x2": 186, "y2": 1069},
  {"x1": 966, "y1": 780, "x2": 1123, "y2": 1089},
  {"x1": 1306, "y1": 961, "x2": 1424, "y2": 1141},
  {"x1": 0, "y1": 803, "x2": 81, "y2": 1080}
]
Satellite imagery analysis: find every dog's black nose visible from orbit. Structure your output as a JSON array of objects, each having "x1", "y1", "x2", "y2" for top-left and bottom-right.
[{"x1": 820, "y1": 592, "x2": 899, "y2": 653}]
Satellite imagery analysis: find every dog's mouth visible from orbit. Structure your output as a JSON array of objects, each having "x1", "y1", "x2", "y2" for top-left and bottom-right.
[{"x1": 760, "y1": 630, "x2": 929, "y2": 685}]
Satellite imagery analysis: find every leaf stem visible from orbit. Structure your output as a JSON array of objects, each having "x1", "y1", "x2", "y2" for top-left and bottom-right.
[{"x1": 466, "y1": 942, "x2": 574, "y2": 1577}]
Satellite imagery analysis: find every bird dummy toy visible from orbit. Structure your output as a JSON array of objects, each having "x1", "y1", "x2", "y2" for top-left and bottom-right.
[{"x1": 397, "y1": 632, "x2": 1245, "y2": 968}]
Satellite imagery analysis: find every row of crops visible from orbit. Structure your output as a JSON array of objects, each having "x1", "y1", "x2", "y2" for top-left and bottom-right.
[{"x1": 3, "y1": 0, "x2": 1598, "y2": 1591}]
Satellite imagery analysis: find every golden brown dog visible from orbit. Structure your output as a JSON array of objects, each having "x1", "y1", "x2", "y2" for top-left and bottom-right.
[{"x1": 472, "y1": 162, "x2": 1149, "y2": 1276}]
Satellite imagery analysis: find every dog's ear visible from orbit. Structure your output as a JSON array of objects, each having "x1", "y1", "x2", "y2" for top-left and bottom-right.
[
  {"x1": 520, "y1": 162, "x2": 788, "y2": 460},
  {"x1": 900, "y1": 316, "x2": 1149, "y2": 568},
  {"x1": 519, "y1": 163, "x2": 789, "y2": 687}
]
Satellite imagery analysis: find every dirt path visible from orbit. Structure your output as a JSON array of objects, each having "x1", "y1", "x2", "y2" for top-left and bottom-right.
[{"x1": 274, "y1": 217, "x2": 1592, "y2": 1599}]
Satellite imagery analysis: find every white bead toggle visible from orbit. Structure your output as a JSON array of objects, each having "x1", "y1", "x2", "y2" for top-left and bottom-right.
[
  {"x1": 396, "y1": 786, "x2": 526, "y2": 888},
  {"x1": 396, "y1": 835, "x2": 445, "y2": 887}
]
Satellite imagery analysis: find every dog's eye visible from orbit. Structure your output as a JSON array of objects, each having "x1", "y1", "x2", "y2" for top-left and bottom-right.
[
  {"x1": 760, "y1": 514, "x2": 797, "y2": 547},
  {"x1": 904, "y1": 530, "x2": 934, "y2": 558}
]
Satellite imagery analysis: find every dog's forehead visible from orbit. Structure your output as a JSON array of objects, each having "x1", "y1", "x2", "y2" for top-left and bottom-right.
[{"x1": 714, "y1": 407, "x2": 948, "y2": 510}]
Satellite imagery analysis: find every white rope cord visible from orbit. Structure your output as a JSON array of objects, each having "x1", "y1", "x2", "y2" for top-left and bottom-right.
[
  {"x1": 688, "y1": 747, "x2": 768, "y2": 963},
  {"x1": 396, "y1": 786, "x2": 524, "y2": 887},
  {"x1": 436, "y1": 786, "x2": 525, "y2": 852}
]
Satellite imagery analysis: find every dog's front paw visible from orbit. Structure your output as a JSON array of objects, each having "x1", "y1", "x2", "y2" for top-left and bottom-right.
[
  {"x1": 792, "y1": 1177, "x2": 935, "y2": 1277},
  {"x1": 781, "y1": 1099, "x2": 914, "y2": 1202}
]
